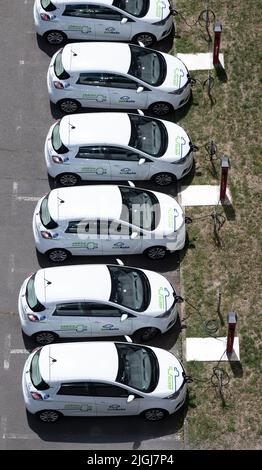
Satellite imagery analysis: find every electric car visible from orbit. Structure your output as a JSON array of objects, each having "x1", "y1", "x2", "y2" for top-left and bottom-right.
[
  {"x1": 34, "y1": 0, "x2": 174, "y2": 46},
  {"x1": 32, "y1": 184, "x2": 186, "y2": 262},
  {"x1": 45, "y1": 112, "x2": 194, "y2": 187},
  {"x1": 18, "y1": 263, "x2": 181, "y2": 344},
  {"x1": 47, "y1": 42, "x2": 191, "y2": 116},
  {"x1": 22, "y1": 341, "x2": 187, "y2": 422}
]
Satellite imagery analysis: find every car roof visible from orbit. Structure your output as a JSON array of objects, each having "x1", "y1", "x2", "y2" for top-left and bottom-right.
[
  {"x1": 62, "y1": 42, "x2": 131, "y2": 74},
  {"x1": 60, "y1": 113, "x2": 131, "y2": 148},
  {"x1": 47, "y1": 185, "x2": 123, "y2": 222},
  {"x1": 34, "y1": 265, "x2": 112, "y2": 305},
  {"x1": 39, "y1": 342, "x2": 119, "y2": 383}
]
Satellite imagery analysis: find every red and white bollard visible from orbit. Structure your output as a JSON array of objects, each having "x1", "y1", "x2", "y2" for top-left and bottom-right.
[
  {"x1": 213, "y1": 21, "x2": 222, "y2": 66},
  {"x1": 226, "y1": 312, "x2": 238, "y2": 354},
  {"x1": 220, "y1": 155, "x2": 230, "y2": 202}
]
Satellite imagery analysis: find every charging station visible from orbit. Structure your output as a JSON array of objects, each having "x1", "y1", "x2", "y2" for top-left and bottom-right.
[{"x1": 213, "y1": 21, "x2": 222, "y2": 66}]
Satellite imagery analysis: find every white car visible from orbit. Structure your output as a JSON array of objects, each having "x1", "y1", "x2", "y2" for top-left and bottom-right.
[
  {"x1": 32, "y1": 184, "x2": 186, "y2": 262},
  {"x1": 34, "y1": 0, "x2": 174, "y2": 46},
  {"x1": 45, "y1": 112, "x2": 194, "y2": 187},
  {"x1": 18, "y1": 264, "x2": 181, "y2": 345},
  {"x1": 22, "y1": 341, "x2": 187, "y2": 422},
  {"x1": 47, "y1": 42, "x2": 191, "y2": 116}
]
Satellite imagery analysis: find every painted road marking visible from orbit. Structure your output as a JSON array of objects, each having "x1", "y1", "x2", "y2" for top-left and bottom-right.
[{"x1": 3, "y1": 334, "x2": 11, "y2": 370}]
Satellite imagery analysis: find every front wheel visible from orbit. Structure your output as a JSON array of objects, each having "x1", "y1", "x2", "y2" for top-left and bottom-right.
[
  {"x1": 33, "y1": 331, "x2": 58, "y2": 345},
  {"x1": 149, "y1": 102, "x2": 173, "y2": 116},
  {"x1": 44, "y1": 30, "x2": 67, "y2": 45},
  {"x1": 142, "y1": 408, "x2": 168, "y2": 421},
  {"x1": 152, "y1": 172, "x2": 175, "y2": 186},
  {"x1": 144, "y1": 246, "x2": 167, "y2": 260},
  {"x1": 37, "y1": 410, "x2": 62, "y2": 423},
  {"x1": 58, "y1": 99, "x2": 80, "y2": 114},
  {"x1": 132, "y1": 32, "x2": 156, "y2": 47},
  {"x1": 56, "y1": 173, "x2": 81, "y2": 187},
  {"x1": 47, "y1": 249, "x2": 70, "y2": 263},
  {"x1": 133, "y1": 327, "x2": 160, "y2": 342}
]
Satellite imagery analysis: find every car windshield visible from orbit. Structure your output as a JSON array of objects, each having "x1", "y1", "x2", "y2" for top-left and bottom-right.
[
  {"x1": 129, "y1": 114, "x2": 168, "y2": 157},
  {"x1": 116, "y1": 343, "x2": 159, "y2": 392},
  {"x1": 26, "y1": 274, "x2": 45, "y2": 312},
  {"x1": 112, "y1": 0, "x2": 149, "y2": 17},
  {"x1": 128, "y1": 45, "x2": 166, "y2": 86},
  {"x1": 30, "y1": 349, "x2": 49, "y2": 390},
  {"x1": 54, "y1": 50, "x2": 70, "y2": 80},
  {"x1": 109, "y1": 266, "x2": 150, "y2": 311},
  {"x1": 120, "y1": 187, "x2": 160, "y2": 231},
  {"x1": 40, "y1": 0, "x2": 56, "y2": 11},
  {"x1": 39, "y1": 195, "x2": 58, "y2": 229},
  {"x1": 51, "y1": 121, "x2": 69, "y2": 154}
]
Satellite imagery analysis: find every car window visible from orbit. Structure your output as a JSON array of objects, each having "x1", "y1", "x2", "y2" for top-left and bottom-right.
[
  {"x1": 54, "y1": 50, "x2": 70, "y2": 80},
  {"x1": 39, "y1": 194, "x2": 58, "y2": 230},
  {"x1": 65, "y1": 220, "x2": 98, "y2": 234},
  {"x1": 51, "y1": 121, "x2": 69, "y2": 154},
  {"x1": 57, "y1": 382, "x2": 92, "y2": 396},
  {"x1": 109, "y1": 266, "x2": 150, "y2": 311},
  {"x1": 76, "y1": 73, "x2": 105, "y2": 86},
  {"x1": 40, "y1": 0, "x2": 56, "y2": 11},
  {"x1": 128, "y1": 114, "x2": 168, "y2": 158},
  {"x1": 84, "y1": 303, "x2": 124, "y2": 317},
  {"x1": 128, "y1": 45, "x2": 166, "y2": 86},
  {"x1": 91, "y1": 383, "x2": 129, "y2": 397},
  {"x1": 112, "y1": 0, "x2": 149, "y2": 17},
  {"x1": 54, "y1": 302, "x2": 91, "y2": 316},
  {"x1": 26, "y1": 275, "x2": 45, "y2": 313},
  {"x1": 120, "y1": 187, "x2": 160, "y2": 231},
  {"x1": 100, "y1": 220, "x2": 132, "y2": 236},
  {"x1": 63, "y1": 4, "x2": 122, "y2": 20},
  {"x1": 104, "y1": 147, "x2": 141, "y2": 162},
  {"x1": 75, "y1": 146, "x2": 105, "y2": 159},
  {"x1": 30, "y1": 349, "x2": 50, "y2": 391},
  {"x1": 102, "y1": 74, "x2": 138, "y2": 90}
]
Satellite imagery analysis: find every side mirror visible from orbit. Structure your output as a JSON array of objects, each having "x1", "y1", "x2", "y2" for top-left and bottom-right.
[
  {"x1": 131, "y1": 231, "x2": 138, "y2": 239},
  {"x1": 120, "y1": 313, "x2": 128, "y2": 322},
  {"x1": 121, "y1": 17, "x2": 128, "y2": 24},
  {"x1": 138, "y1": 158, "x2": 146, "y2": 166},
  {"x1": 136, "y1": 86, "x2": 144, "y2": 94},
  {"x1": 127, "y1": 394, "x2": 135, "y2": 404}
]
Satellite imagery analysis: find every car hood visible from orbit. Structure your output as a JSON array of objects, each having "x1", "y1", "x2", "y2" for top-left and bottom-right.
[
  {"x1": 151, "y1": 346, "x2": 185, "y2": 397},
  {"x1": 153, "y1": 191, "x2": 184, "y2": 236},
  {"x1": 159, "y1": 53, "x2": 189, "y2": 92},
  {"x1": 161, "y1": 121, "x2": 191, "y2": 162},
  {"x1": 141, "y1": 269, "x2": 174, "y2": 316},
  {"x1": 145, "y1": 0, "x2": 171, "y2": 21}
]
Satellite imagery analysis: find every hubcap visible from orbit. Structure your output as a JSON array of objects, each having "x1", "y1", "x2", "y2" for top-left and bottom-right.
[
  {"x1": 36, "y1": 332, "x2": 55, "y2": 345},
  {"x1": 47, "y1": 32, "x2": 64, "y2": 45},
  {"x1": 49, "y1": 250, "x2": 68, "y2": 262},
  {"x1": 148, "y1": 247, "x2": 166, "y2": 260},
  {"x1": 145, "y1": 409, "x2": 165, "y2": 421},
  {"x1": 59, "y1": 174, "x2": 78, "y2": 186},
  {"x1": 152, "y1": 103, "x2": 170, "y2": 116},
  {"x1": 141, "y1": 328, "x2": 157, "y2": 341},
  {"x1": 60, "y1": 101, "x2": 78, "y2": 113},
  {"x1": 40, "y1": 411, "x2": 59, "y2": 423},
  {"x1": 155, "y1": 173, "x2": 173, "y2": 186},
  {"x1": 137, "y1": 34, "x2": 154, "y2": 46}
]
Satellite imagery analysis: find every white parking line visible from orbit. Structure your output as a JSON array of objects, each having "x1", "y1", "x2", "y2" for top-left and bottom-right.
[
  {"x1": 7, "y1": 254, "x2": 15, "y2": 294},
  {"x1": 10, "y1": 349, "x2": 28, "y2": 355},
  {"x1": 1, "y1": 416, "x2": 37, "y2": 440},
  {"x1": 3, "y1": 334, "x2": 11, "y2": 370},
  {"x1": 16, "y1": 196, "x2": 40, "y2": 202}
]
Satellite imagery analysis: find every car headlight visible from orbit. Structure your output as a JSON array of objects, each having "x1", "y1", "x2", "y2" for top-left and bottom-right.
[{"x1": 164, "y1": 388, "x2": 181, "y2": 400}]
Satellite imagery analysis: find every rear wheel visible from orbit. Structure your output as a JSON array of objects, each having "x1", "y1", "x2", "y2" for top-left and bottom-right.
[
  {"x1": 44, "y1": 30, "x2": 67, "y2": 45},
  {"x1": 37, "y1": 410, "x2": 62, "y2": 423},
  {"x1": 47, "y1": 249, "x2": 70, "y2": 263},
  {"x1": 149, "y1": 102, "x2": 173, "y2": 116},
  {"x1": 144, "y1": 246, "x2": 167, "y2": 260},
  {"x1": 133, "y1": 327, "x2": 160, "y2": 342},
  {"x1": 132, "y1": 32, "x2": 156, "y2": 47},
  {"x1": 152, "y1": 172, "x2": 175, "y2": 186},
  {"x1": 58, "y1": 99, "x2": 80, "y2": 114},
  {"x1": 57, "y1": 173, "x2": 81, "y2": 187},
  {"x1": 142, "y1": 408, "x2": 168, "y2": 421},
  {"x1": 33, "y1": 331, "x2": 58, "y2": 345}
]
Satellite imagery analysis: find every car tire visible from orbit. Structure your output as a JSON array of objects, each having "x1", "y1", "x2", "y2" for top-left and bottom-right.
[
  {"x1": 133, "y1": 327, "x2": 160, "y2": 342},
  {"x1": 56, "y1": 173, "x2": 81, "y2": 187},
  {"x1": 37, "y1": 410, "x2": 62, "y2": 423},
  {"x1": 144, "y1": 246, "x2": 167, "y2": 260},
  {"x1": 46, "y1": 249, "x2": 71, "y2": 263},
  {"x1": 149, "y1": 102, "x2": 173, "y2": 116},
  {"x1": 44, "y1": 30, "x2": 67, "y2": 45},
  {"x1": 152, "y1": 172, "x2": 175, "y2": 186},
  {"x1": 33, "y1": 331, "x2": 59, "y2": 345},
  {"x1": 58, "y1": 99, "x2": 81, "y2": 114},
  {"x1": 142, "y1": 408, "x2": 168, "y2": 421},
  {"x1": 132, "y1": 32, "x2": 156, "y2": 47}
]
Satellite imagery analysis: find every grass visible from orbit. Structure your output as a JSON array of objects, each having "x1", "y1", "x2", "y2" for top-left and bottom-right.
[{"x1": 173, "y1": 0, "x2": 262, "y2": 449}]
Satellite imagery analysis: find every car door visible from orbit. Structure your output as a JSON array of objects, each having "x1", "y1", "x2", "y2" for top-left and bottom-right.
[
  {"x1": 51, "y1": 302, "x2": 92, "y2": 337},
  {"x1": 89, "y1": 4, "x2": 133, "y2": 41},
  {"x1": 60, "y1": 3, "x2": 96, "y2": 39},
  {"x1": 72, "y1": 146, "x2": 111, "y2": 180},
  {"x1": 64, "y1": 220, "x2": 102, "y2": 256},
  {"x1": 103, "y1": 74, "x2": 150, "y2": 110},
  {"x1": 55, "y1": 382, "x2": 96, "y2": 416},
  {"x1": 105, "y1": 146, "x2": 151, "y2": 181},
  {"x1": 85, "y1": 303, "x2": 134, "y2": 337},
  {"x1": 91, "y1": 383, "x2": 140, "y2": 416},
  {"x1": 100, "y1": 220, "x2": 142, "y2": 255},
  {"x1": 74, "y1": 73, "x2": 110, "y2": 108}
]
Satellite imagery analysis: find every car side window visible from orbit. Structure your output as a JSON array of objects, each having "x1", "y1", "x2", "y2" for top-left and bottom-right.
[
  {"x1": 75, "y1": 146, "x2": 105, "y2": 159},
  {"x1": 57, "y1": 382, "x2": 92, "y2": 396},
  {"x1": 62, "y1": 4, "x2": 122, "y2": 20},
  {"x1": 105, "y1": 147, "x2": 141, "y2": 162},
  {"x1": 99, "y1": 220, "x2": 132, "y2": 236},
  {"x1": 76, "y1": 73, "x2": 105, "y2": 86},
  {"x1": 65, "y1": 220, "x2": 98, "y2": 234},
  {"x1": 84, "y1": 303, "x2": 124, "y2": 317},
  {"x1": 102, "y1": 74, "x2": 138, "y2": 90},
  {"x1": 54, "y1": 302, "x2": 89, "y2": 316},
  {"x1": 91, "y1": 382, "x2": 129, "y2": 397}
]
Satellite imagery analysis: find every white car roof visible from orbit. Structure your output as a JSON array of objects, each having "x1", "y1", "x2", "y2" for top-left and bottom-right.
[
  {"x1": 34, "y1": 265, "x2": 111, "y2": 305},
  {"x1": 39, "y1": 342, "x2": 118, "y2": 383},
  {"x1": 60, "y1": 113, "x2": 131, "y2": 148},
  {"x1": 62, "y1": 42, "x2": 131, "y2": 74},
  {"x1": 48, "y1": 185, "x2": 122, "y2": 222}
]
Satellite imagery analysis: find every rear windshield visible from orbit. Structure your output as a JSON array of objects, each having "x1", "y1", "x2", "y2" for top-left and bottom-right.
[
  {"x1": 51, "y1": 121, "x2": 69, "y2": 154},
  {"x1": 112, "y1": 0, "x2": 149, "y2": 17},
  {"x1": 30, "y1": 349, "x2": 49, "y2": 390},
  {"x1": 129, "y1": 114, "x2": 167, "y2": 157},
  {"x1": 39, "y1": 195, "x2": 58, "y2": 229},
  {"x1": 54, "y1": 50, "x2": 70, "y2": 80},
  {"x1": 109, "y1": 266, "x2": 150, "y2": 312},
  {"x1": 26, "y1": 274, "x2": 45, "y2": 312},
  {"x1": 128, "y1": 45, "x2": 166, "y2": 86},
  {"x1": 40, "y1": 0, "x2": 56, "y2": 11}
]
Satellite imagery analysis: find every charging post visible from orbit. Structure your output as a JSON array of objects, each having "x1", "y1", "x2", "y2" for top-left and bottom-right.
[
  {"x1": 220, "y1": 155, "x2": 230, "y2": 202},
  {"x1": 226, "y1": 312, "x2": 238, "y2": 354},
  {"x1": 213, "y1": 21, "x2": 222, "y2": 66}
]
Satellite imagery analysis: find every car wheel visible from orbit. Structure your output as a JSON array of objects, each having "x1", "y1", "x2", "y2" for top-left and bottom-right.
[
  {"x1": 57, "y1": 173, "x2": 81, "y2": 187},
  {"x1": 58, "y1": 99, "x2": 80, "y2": 114},
  {"x1": 134, "y1": 327, "x2": 160, "y2": 342},
  {"x1": 33, "y1": 331, "x2": 58, "y2": 345},
  {"x1": 152, "y1": 172, "x2": 175, "y2": 186},
  {"x1": 149, "y1": 102, "x2": 173, "y2": 116},
  {"x1": 44, "y1": 30, "x2": 67, "y2": 45},
  {"x1": 37, "y1": 410, "x2": 62, "y2": 423},
  {"x1": 47, "y1": 249, "x2": 70, "y2": 263},
  {"x1": 132, "y1": 32, "x2": 156, "y2": 47},
  {"x1": 144, "y1": 246, "x2": 167, "y2": 260},
  {"x1": 142, "y1": 408, "x2": 168, "y2": 421}
]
